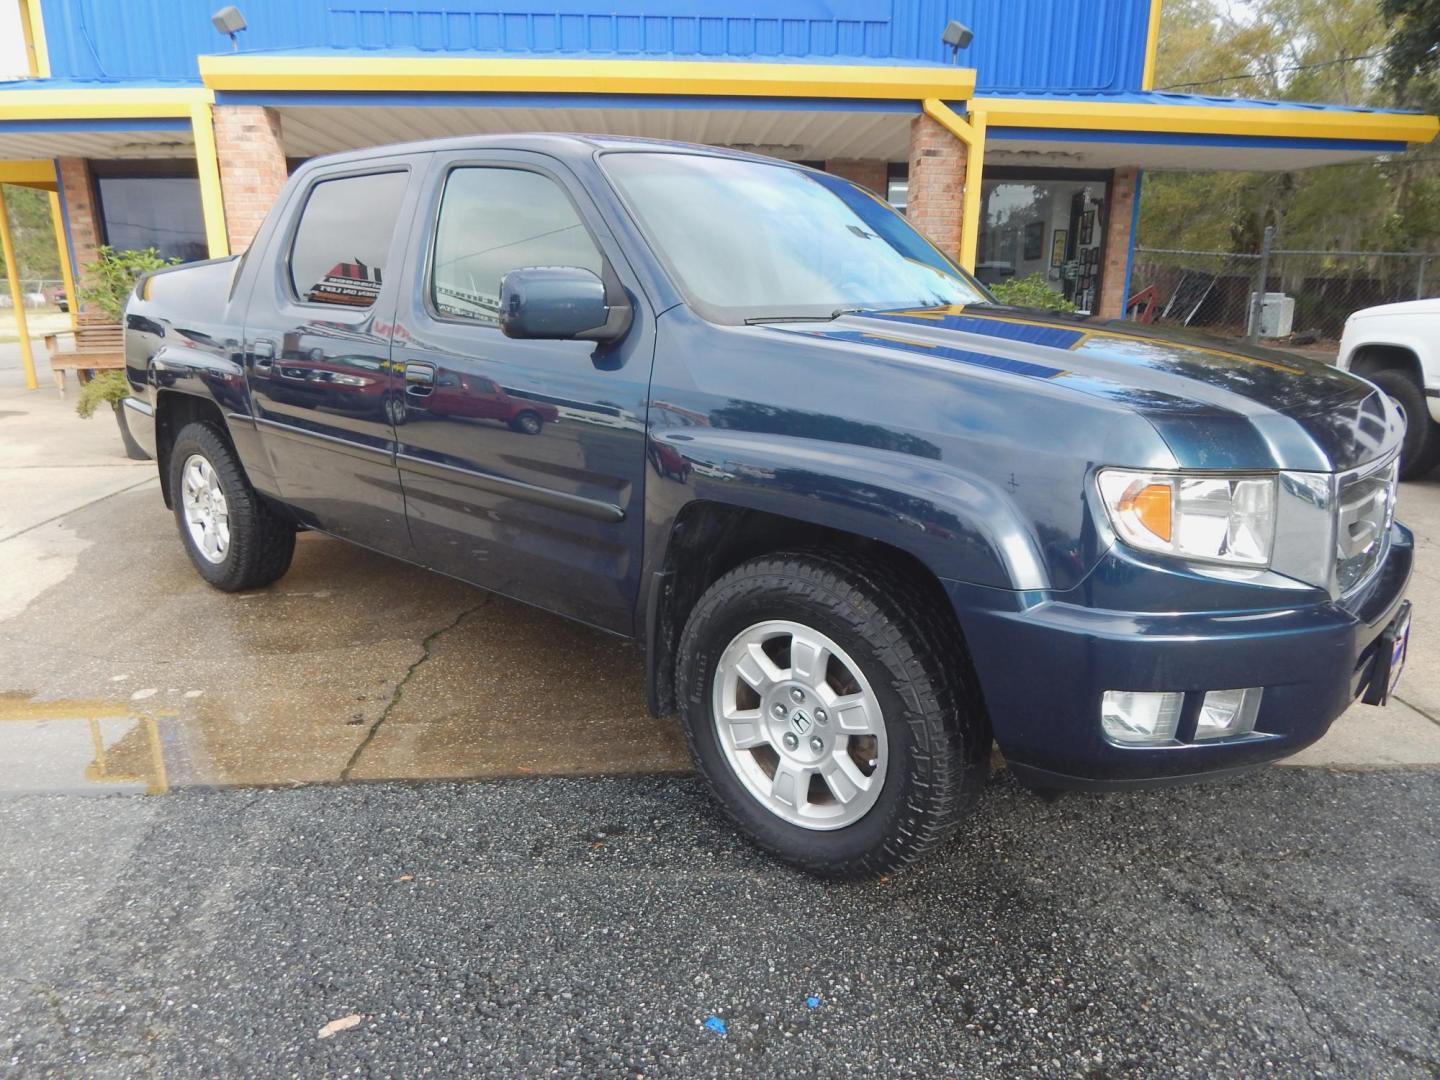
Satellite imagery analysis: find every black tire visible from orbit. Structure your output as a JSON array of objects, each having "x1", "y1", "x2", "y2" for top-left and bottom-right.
[
  {"x1": 510, "y1": 410, "x2": 543, "y2": 435},
  {"x1": 169, "y1": 422, "x2": 295, "y2": 591},
  {"x1": 676, "y1": 551, "x2": 989, "y2": 879},
  {"x1": 1370, "y1": 369, "x2": 1440, "y2": 480}
]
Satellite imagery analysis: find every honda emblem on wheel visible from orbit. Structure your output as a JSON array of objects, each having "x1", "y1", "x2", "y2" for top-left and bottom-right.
[{"x1": 790, "y1": 709, "x2": 813, "y2": 735}]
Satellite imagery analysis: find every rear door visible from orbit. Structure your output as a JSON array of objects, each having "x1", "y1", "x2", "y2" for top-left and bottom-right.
[
  {"x1": 244, "y1": 155, "x2": 426, "y2": 553},
  {"x1": 390, "y1": 150, "x2": 654, "y2": 633}
]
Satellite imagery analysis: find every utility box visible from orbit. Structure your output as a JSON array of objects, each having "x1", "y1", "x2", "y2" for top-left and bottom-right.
[{"x1": 1248, "y1": 292, "x2": 1295, "y2": 338}]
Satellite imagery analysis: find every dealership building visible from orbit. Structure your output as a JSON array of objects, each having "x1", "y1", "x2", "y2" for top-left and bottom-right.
[{"x1": 2, "y1": 0, "x2": 1436, "y2": 350}]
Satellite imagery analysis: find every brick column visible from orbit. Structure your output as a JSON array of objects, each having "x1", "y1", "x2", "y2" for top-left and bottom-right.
[
  {"x1": 824, "y1": 158, "x2": 888, "y2": 195},
  {"x1": 56, "y1": 157, "x2": 103, "y2": 314},
  {"x1": 904, "y1": 113, "x2": 966, "y2": 258},
  {"x1": 212, "y1": 105, "x2": 287, "y2": 253},
  {"x1": 1097, "y1": 167, "x2": 1140, "y2": 320}
]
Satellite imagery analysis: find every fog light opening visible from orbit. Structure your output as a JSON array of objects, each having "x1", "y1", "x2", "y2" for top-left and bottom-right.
[
  {"x1": 1195, "y1": 687, "x2": 1263, "y2": 740},
  {"x1": 1101, "y1": 690, "x2": 1184, "y2": 746}
]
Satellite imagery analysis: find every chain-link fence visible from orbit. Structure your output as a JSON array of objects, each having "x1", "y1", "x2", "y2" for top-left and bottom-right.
[
  {"x1": 1129, "y1": 241, "x2": 1435, "y2": 343},
  {"x1": 0, "y1": 278, "x2": 66, "y2": 308}
]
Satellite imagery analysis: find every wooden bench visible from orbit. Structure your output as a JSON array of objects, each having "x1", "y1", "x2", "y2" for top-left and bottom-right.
[{"x1": 43, "y1": 317, "x2": 125, "y2": 395}]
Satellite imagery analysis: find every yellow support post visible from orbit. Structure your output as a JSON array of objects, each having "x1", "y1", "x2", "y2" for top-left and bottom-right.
[
  {"x1": 19, "y1": 0, "x2": 52, "y2": 79},
  {"x1": 921, "y1": 99, "x2": 987, "y2": 275},
  {"x1": 958, "y1": 110, "x2": 986, "y2": 276},
  {"x1": 0, "y1": 184, "x2": 39, "y2": 391},
  {"x1": 49, "y1": 191, "x2": 78, "y2": 330},
  {"x1": 190, "y1": 103, "x2": 230, "y2": 259},
  {"x1": 1141, "y1": 0, "x2": 1163, "y2": 91}
]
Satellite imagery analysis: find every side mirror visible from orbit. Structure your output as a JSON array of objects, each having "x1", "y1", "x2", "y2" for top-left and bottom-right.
[{"x1": 498, "y1": 266, "x2": 631, "y2": 343}]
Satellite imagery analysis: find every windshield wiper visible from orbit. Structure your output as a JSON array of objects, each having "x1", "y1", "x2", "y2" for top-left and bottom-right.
[{"x1": 744, "y1": 307, "x2": 867, "y2": 326}]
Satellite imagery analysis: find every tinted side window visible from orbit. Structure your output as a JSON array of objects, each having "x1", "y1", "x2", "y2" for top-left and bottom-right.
[
  {"x1": 289, "y1": 171, "x2": 408, "y2": 308},
  {"x1": 432, "y1": 167, "x2": 603, "y2": 324}
]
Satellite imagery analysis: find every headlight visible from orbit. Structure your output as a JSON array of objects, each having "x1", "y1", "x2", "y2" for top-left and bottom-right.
[{"x1": 1097, "y1": 469, "x2": 1277, "y2": 567}]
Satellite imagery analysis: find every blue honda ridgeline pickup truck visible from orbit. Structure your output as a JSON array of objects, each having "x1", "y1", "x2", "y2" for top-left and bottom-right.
[{"x1": 122, "y1": 135, "x2": 1413, "y2": 877}]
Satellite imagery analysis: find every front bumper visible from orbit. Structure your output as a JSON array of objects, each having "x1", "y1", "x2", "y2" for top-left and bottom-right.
[{"x1": 948, "y1": 523, "x2": 1414, "y2": 791}]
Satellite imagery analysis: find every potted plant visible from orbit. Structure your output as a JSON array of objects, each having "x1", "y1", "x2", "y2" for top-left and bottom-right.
[
  {"x1": 75, "y1": 370, "x2": 149, "y2": 460},
  {"x1": 988, "y1": 272, "x2": 1079, "y2": 313},
  {"x1": 78, "y1": 245, "x2": 176, "y2": 321},
  {"x1": 69, "y1": 246, "x2": 174, "y2": 459}
]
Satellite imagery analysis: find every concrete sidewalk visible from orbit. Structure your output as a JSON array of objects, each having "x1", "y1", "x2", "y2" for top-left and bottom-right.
[{"x1": 1, "y1": 338, "x2": 1438, "y2": 788}]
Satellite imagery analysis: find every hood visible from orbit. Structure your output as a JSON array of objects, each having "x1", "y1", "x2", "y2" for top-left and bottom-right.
[
  {"x1": 1347, "y1": 297, "x2": 1440, "y2": 320},
  {"x1": 766, "y1": 304, "x2": 1397, "y2": 473}
]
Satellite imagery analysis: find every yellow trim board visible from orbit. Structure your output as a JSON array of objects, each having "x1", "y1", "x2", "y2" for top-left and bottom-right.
[
  {"x1": 0, "y1": 87, "x2": 213, "y2": 121},
  {"x1": 0, "y1": 159, "x2": 58, "y2": 190},
  {"x1": 190, "y1": 103, "x2": 230, "y2": 259},
  {"x1": 19, "y1": 0, "x2": 50, "y2": 79},
  {"x1": 973, "y1": 96, "x2": 1439, "y2": 146},
  {"x1": 1141, "y1": 0, "x2": 1162, "y2": 92},
  {"x1": 200, "y1": 54, "x2": 977, "y2": 101}
]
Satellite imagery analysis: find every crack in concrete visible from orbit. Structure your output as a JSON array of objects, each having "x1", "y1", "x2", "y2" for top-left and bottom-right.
[
  {"x1": 338, "y1": 597, "x2": 490, "y2": 781},
  {"x1": 1395, "y1": 693, "x2": 1440, "y2": 729}
]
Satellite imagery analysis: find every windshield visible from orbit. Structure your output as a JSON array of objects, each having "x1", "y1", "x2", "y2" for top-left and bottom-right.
[{"x1": 600, "y1": 151, "x2": 991, "y2": 323}]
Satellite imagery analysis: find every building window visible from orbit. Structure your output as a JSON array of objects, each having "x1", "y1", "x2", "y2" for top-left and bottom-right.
[
  {"x1": 288, "y1": 171, "x2": 408, "y2": 307},
  {"x1": 93, "y1": 161, "x2": 209, "y2": 263},
  {"x1": 977, "y1": 171, "x2": 1110, "y2": 314},
  {"x1": 886, "y1": 163, "x2": 909, "y2": 214}
]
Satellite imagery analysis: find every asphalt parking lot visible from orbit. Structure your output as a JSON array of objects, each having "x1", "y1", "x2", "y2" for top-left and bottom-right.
[{"x1": 3, "y1": 344, "x2": 1440, "y2": 1076}]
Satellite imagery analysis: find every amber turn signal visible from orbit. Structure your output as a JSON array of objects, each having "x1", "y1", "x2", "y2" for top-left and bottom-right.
[{"x1": 1118, "y1": 481, "x2": 1172, "y2": 542}]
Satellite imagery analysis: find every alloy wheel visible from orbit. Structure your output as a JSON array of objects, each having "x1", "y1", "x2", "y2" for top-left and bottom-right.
[
  {"x1": 180, "y1": 453, "x2": 230, "y2": 564},
  {"x1": 711, "y1": 619, "x2": 887, "y2": 830}
]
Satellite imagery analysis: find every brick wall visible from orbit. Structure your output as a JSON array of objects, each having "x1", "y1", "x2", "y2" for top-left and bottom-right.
[
  {"x1": 1096, "y1": 167, "x2": 1140, "y2": 320},
  {"x1": 905, "y1": 114, "x2": 966, "y2": 258},
  {"x1": 824, "y1": 158, "x2": 888, "y2": 194},
  {"x1": 56, "y1": 157, "x2": 103, "y2": 312},
  {"x1": 213, "y1": 105, "x2": 288, "y2": 253}
]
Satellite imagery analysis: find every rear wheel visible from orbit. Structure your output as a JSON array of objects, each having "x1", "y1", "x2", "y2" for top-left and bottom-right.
[
  {"x1": 1370, "y1": 369, "x2": 1440, "y2": 480},
  {"x1": 169, "y1": 422, "x2": 295, "y2": 591},
  {"x1": 676, "y1": 552, "x2": 988, "y2": 878}
]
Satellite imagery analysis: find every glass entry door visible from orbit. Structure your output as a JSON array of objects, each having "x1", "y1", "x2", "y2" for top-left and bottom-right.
[{"x1": 977, "y1": 172, "x2": 1110, "y2": 314}]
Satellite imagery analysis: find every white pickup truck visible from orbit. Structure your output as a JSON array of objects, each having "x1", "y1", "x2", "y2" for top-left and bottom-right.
[{"x1": 1337, "y1": 298, "x2": 1440, "y2": 479}]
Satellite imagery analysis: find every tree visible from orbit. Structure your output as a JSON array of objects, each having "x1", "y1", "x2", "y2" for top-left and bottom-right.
[
  {"x1": 1138, "y1": 0, "x2": 1440, "y2": 258},
  {"x1": 1380, "y1": 0, "x2": 1440, "y2": 112},
  {"x1": 0, "y1": 185, "x2": 61, "y2": 288}
]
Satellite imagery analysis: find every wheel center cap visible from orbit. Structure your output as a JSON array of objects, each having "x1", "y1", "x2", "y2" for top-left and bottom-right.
[{"x1": 789, "y1": 709, "x2": 813, "y2": 736}]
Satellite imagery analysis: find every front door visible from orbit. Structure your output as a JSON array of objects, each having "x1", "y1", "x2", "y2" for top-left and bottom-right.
[
  {"x1": 390, "y1": 151, "x2": 653, "y2": 633},
  {"x1": 244, "y1": 157, "x2": 424, "y2": 553}
]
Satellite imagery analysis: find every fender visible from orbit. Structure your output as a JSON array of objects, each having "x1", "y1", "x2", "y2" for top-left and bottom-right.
[
  {"x1": 1340, "y1": 324, "x2": 1440, "y2": 424},
  {"x1": 648, "y1": 428, "x2": 1051, "y2": 591}
]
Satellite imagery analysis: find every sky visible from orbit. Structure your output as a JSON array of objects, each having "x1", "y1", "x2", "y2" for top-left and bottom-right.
[{"x1": 0, "y1": 4, "x2": 28, "y2": 80}]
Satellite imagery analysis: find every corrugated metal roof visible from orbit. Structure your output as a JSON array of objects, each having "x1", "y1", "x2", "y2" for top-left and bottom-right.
[
  {"x1": 980, "y1": 88, "x2": 1425, "y2": 117},
  {"x1": 36, "y1": 0, "x2": 1153, "y2": 93}
]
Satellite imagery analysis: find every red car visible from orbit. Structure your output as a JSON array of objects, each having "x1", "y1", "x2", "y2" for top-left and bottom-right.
[{"x1": 424, "y1": 370, "x2": 559, "y2": 434}]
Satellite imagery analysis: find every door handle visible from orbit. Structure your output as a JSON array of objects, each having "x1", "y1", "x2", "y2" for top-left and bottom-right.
[
  {"x1": 252, "y1": 338, "x2": 275, "y2": 372},
  {"x1": 404, "y1": 361, "x2": 436, "y2": 397}
]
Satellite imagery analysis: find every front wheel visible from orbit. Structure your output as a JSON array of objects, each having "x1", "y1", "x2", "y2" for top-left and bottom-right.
[
  {"x1": 170, "y1": 422, "x2": 295, "y2": 591},
  {"x1": 1370, "y1": 369, "x2": 1440, "y2": 480},
  {"x1": 676, "y1": 552, "x2": 988, "y2": 878},
  {"x1": 509, "y1": 410, "x2": 543, "y2": 435}
]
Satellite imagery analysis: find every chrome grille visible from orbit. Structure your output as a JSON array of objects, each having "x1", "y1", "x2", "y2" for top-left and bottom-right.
[{"x1": 1335, "y1": 456, "x2": 1398, "y2": 595}]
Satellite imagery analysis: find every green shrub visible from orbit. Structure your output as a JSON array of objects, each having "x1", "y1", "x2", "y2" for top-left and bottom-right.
[
  {"x1": 78, "y1": 245, "x2": 177, "y2": 322},
  {"x1": 988, "y1": 273, "x2": 1078, "y2": 314},
  {"x1": 74, "y1": 370, "x2": 131, "y2": 419}
]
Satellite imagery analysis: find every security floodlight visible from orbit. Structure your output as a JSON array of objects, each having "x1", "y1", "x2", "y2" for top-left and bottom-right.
[
  {"x1": 942, "y1": 20, "x2": 973, "y2": 62},
  {"x1": 211, "y1": 6, "x2": 247, "y2": 50}
]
